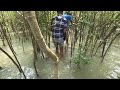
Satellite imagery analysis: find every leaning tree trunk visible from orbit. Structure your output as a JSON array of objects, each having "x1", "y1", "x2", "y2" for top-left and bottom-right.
[{"x1": 23, "y1": 11, "x2": 59, "y2": 63}]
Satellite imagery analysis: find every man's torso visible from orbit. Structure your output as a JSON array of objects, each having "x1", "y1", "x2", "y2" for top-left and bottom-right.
[{"x1": 51, "y1": 15, "x2": 67, "y2": 39}]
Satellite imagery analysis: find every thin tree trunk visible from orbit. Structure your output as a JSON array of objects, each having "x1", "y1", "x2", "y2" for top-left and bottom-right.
[{"x1": 23, "y1": 11, "x2": 59, "y2": 63}]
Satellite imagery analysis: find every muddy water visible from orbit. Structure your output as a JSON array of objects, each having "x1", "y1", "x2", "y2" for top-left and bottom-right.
[{"x1": 0, "y1": 38, "x2": 120, "y2": 79}]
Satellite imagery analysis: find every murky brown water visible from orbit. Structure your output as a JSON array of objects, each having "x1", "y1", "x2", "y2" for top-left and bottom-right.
[{"x1": 0, "y1": 38, "x2": 120, "y2": 79}]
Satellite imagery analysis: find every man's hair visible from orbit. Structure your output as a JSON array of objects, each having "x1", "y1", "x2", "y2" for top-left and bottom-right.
[
  {"x1": 57, "y1": 11, "x2": 63, "y2": 15},
  {"x1": 65, "y1": 12, "x2": 72, "y2": 15}
]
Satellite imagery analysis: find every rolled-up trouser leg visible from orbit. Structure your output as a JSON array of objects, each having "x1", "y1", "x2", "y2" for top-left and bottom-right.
[
  {"x1": 53, "y1": 39, "x2": 59, "y2": 53},
  {"x1": 53, "y1": 38, "x2": 64, "y2": 56}
]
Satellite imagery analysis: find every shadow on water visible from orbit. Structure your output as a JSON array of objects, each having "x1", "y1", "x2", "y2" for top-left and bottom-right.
[{"x1": 1, "y1": 38, "x2": 120, "y2": 79}]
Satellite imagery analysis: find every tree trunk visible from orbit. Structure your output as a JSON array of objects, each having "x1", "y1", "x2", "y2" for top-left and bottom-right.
[{"x1": 23, "y1": 11, "x2": 59, "y2": 63}]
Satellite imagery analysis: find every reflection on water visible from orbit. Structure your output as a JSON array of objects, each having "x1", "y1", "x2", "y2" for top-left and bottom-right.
[{"x1": 0, "y1": 38, "x2": 120, "y2": 79}]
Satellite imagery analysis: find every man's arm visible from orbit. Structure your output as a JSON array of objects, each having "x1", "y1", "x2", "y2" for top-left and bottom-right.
[{"x1": 64, "y1": 20, "x2": 69, "y2": 33}]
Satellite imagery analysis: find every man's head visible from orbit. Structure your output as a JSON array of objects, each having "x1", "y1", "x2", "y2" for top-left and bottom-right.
[
  {"x1": 57, "y1": 11, "x2": 63, "y2": 16},
  {"x1": 64, "y1": 12, "x2": 72, "y2": 24},
  {"x1": 65, "y1": 12, "x2": 72, "y2": 15}
]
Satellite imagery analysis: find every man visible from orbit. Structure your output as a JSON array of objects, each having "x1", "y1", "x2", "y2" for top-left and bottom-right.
[
  {"x1": 63, "y1": 12, "x2": 73, "y2": 44},
  {"x1": 63, "y1": 12, "x2": 72, "y2": 24},
  {"x1": 50, "y1": 11, "x2": 68, "y2": 57}
]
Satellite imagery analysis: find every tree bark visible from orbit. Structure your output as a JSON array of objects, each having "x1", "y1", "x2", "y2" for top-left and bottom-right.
[{"x1": 23, "y1": 11, "x2": 59, "y2": 63}]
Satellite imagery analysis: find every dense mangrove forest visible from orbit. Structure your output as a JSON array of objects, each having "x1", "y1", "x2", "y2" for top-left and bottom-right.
[{"x1": 0, "y1": 11, "x2": 120, "y2": 79}]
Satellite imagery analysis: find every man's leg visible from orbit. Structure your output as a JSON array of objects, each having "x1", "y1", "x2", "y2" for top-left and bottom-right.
[
  {"x1": 60, "y1": 46, "x2": 64, "y2": 57},
  {"x1": 59, "y1": 39, "x2": 64, "y2": 57},
  {"x1": 56, "y1": 43, "x2": 59, "y2": 53},
  {"x1": 53, "y1": 38, "x2": 59, "y2": 53}
]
